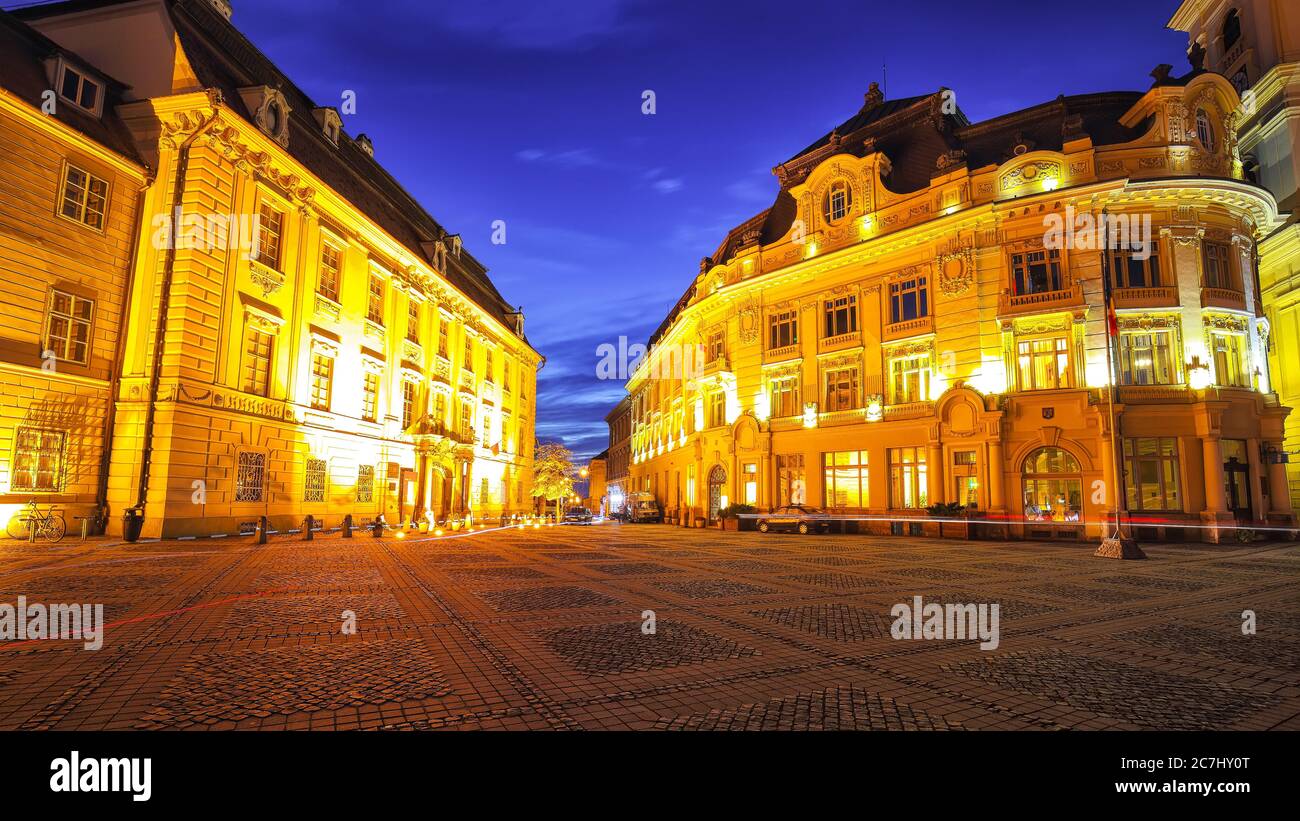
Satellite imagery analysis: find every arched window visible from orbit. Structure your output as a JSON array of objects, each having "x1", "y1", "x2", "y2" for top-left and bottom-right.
[
  {"x1": 1222, "y1": 9, "x2": 1242, "y2": 51},
  {"x1": 822, "y1": 180, "x2": 852, "y2": 224},
  {"x1": 1022, "y1": 447, "x2": 1082, "y2": 523},
  {"x1": 1195, "y1": 109, "x2": 1215, "y2": 152}
]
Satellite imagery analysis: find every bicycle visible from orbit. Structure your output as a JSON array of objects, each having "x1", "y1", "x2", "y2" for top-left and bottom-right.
[{"x1": 5, "y1": 501, "x2": 67, "y2": 543}]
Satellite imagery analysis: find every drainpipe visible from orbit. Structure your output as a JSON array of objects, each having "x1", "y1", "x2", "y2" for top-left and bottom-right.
[
  {"x1": 132, "y1": 98, "x2": 222, "y2": 531},
  {"x1": 94, "y1": 171, "x2": 155, "y2": 533}
]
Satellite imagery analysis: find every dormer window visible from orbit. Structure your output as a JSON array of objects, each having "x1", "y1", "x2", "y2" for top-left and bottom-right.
[
  {"x1": 1195, "y1": 109, "x2": 1216, "y2": 152},
  {"x1": 823, "y1": 181, "x2": 852, "y2": 224},
  {"x1": 237, "y1": 86, "x2": 292, "y2": 147},
  {"x1": 313, "y1": 107, "x2": 343, "y2": 147},
  {"x1": 57, "y1": 61, "x2": 103, "y2": 116}
]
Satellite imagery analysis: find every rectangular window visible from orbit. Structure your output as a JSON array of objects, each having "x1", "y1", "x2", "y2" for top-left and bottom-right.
[
  {"x1": 889, "y1": 276, "x2": 929, "y2": 323},
  {"x1": 823, "y1": 366, "x2": 859, "y2": 412},
  {"x1": 310, "y1": 352, "x2": 333, "y2": 410},
  {"x1": 707, "y1": 390, "x2": 726, "y2": 428},
  {"x1": 401, "y1": 381, "x2": 417, "y2": 428},
  {"x1": 406, "y1": 299, "x2": 421, "y2": 343},
  {"x1": 889, "y1": 353, "x2": 932, "y2": 403},
  {"x1": 768, "y1": 309, "x2": 798, "y2": 350},
  {"x1": 485, "y1": 349, "x2": 495, "y2": 383},
  {"x1": 304, "y1": 458, "x2": 327, "y2": 503},
  {"x1": 822, "y1": 450, "x2": 868, "y2": 508},
  {"x1": 242, "y1": 325, "x2": 273, "y2": 396},
  {"x1": 255, "y1": 202, "x2": 284, "y2": 270},
  {"x1": 1202, "y1": 242, "x2": 1234, "y2": 290},
  {"x1": 356, "y1": 465, "x2": 374, "y2": 503},
  {"x1": 437, "y1": 323, "x2": 448, "y2": 358},
  {"x1": 59, "y1": 164, "x2": 109, "y2": 230},
  {"x1": 1016, "y1": 337, "x2": 1071, "y2": 391},
  {"x1": 889, "y1": 447, "x2": 928, "y2": 509},
  {"x1": 10, "y1": 428, "x2": 65, "y2": 492},
  {"x1": 45, "y1": 289, "x2": 93, "y2": 364},
  {"x1": 1210, "y1": 331, "x2": 1249, "y2": 387},
  {"x1": 235, "y1": 452, "x2": 266, "y2": 502},
  {"x1": 460, "y1": 398, "x2": 474, "y2": 438},
  {"x1": 503, "y1": 360, "x2": 512, "y2": 393},
  {"x1": 1124, "y1": 438, "x2": 1181, "y2": 512},
  {"x1": 318, "y1": 243, "x2": 342, "y2": 302},
  {"x1": 463, "y1": 336, "x2": 474, "y2": 372},
  {"x1": 1011, "y1": 249, "x2": 1063, "y2": 295},
  {"x1": 366, "y1": 273, "x2": 385, "y2": 324},
  {"x1": 1109, "y1": 246, "x2": 1161, "y2": 289},
  {"x1": 706, "y1": 330, "x2": 725, "y2": 364},
  {"x1": 777, "y1": 453, "x2": 806, "y2": 506},
  {"x1": 1119, "y1": 330, "x2": 1178, "y2": 386},
  {"x1": 769, "y1": 375, "x2": 801, "y2": 418},
  {"x1": 432, "y1": 391, "x2": 447, "y2": 427},
  {"x1": 823, "y1": 295, "x2": 858, "y2": 338},
  {"x1": 361, "y1": 371, "x2": 379, "y2": 422},
  {"x1": 58, "y1": 64, "x2": 102, "y2": 113}
]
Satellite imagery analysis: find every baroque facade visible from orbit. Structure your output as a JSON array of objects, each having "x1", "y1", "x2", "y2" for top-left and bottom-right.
[
  {"x1": 1169, "y1": 0, "x2": 1300, "y2": 511},
  {"x1": 0, "y1": 0, "x2": 539, "y2": 539},
  {"x1": 623, "y1": 68, "x2": 1295, "y2": 542}
]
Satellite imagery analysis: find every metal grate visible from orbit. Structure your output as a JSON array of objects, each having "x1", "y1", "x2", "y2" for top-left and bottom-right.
[
  {"x1": 304, "y1": 458, "x2": 327, "y2": 503},
  {"x1": 356, "y1": 465, "x2": 374, "y2": 503},
  {"x1": 235, "y1": 452, "x2": 266, "y2": 502},
  {"x1": 10, "y1": 427, "x2": 65, "y2": 492}
]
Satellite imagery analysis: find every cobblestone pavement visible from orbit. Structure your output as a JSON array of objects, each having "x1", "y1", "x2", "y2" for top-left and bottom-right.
[{"x1": 0, "y1": 524, "x2": 1297, "y2": 730}]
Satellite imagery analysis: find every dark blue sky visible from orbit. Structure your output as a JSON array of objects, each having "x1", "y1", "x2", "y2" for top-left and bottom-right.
[{"x1": 21, "y1": 0, "x2": 1194, "y2": 462}]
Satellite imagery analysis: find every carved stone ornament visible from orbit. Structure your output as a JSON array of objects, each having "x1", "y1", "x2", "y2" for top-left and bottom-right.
[
  {"x1": 737, "y1": 298, "x2": 760, "y2": 344},
  {"x1": 937, "y1": 247, "x2": 975, "y2": 297}
]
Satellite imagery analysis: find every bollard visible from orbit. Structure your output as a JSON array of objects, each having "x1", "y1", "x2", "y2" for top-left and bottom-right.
[
  {"x1": 27, "y1": 514, "x2": 36, "y2": 544},
  {"x1": 303, "y1": 514, "x2": 314, "y2": 541},
  {"x1": 342, "y1": 514, "x2": 352, "y2": 539},
  {"x1": 255, "y1": 515, "x2": 269, "y2": 545},
  {"x1": 80, "y1": 518, "x2": 90, "y2": 542}
]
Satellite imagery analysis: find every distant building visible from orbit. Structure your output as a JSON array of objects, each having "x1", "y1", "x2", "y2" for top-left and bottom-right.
[
  {"x1": 604, "y1": 396, "x2": 631, "y2": 515},
  {"x1": 583, "y1": 450, "x2": 608, "y2": 515},
  {"x1": 617, "y1": 70, "x2": 1294, "y2": 541},
  {"x1": 1, "y1": 0, "x2": 539, "y2": 537}
]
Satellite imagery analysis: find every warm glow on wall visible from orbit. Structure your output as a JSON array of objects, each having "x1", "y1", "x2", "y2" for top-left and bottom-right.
[
  {"x1": 802, "y1": 402, "x2": 818, "y2": 428},
  {"x1": 971, "y1": 356, "x2": 1008, "y2": 395}
]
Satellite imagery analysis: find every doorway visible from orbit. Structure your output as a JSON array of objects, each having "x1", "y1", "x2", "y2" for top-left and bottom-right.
[
  {"x1": 1223, "y1": 440, "x2": 1253, "y2": 523},
  {"x1": 707, "y1": 465, "x2": 727, "y2": 522}
]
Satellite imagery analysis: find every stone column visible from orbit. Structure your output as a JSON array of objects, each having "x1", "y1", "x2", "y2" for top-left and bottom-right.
[
  {"x1": 987, "y1": 439, "x2": 1005, "y2": 511},
  {"x1": 927, "y1": 442, "x2": 944, "y2": 506},
  {"x1": 1202, "y1": 436, "x2": 1228, "y2": 513}
]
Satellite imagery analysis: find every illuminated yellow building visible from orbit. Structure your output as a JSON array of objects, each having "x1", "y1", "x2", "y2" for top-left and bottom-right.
[
  {"x1": 1170, "y1": 0, "x2": 1300, "y2": 511},
  {"x1": 3, "y1": 1, "x2": 539, "y2": 538},
  {"x1": 625, "y1": 74, "x2": 1294, "y2": 542},
  {"x1": 0, "y1": 13, "x2": 146, "y2": 534}
]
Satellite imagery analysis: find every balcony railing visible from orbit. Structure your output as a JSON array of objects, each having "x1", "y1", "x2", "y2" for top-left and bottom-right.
[
  {"x1": 1117, "y1": 384, "x2": 1192, "y2": 404},
  {"x1": 884, "y1": 400, "x2": 935, "y2": 420},
  {"x1": 883, "y1": 315, "x2": 934, "y2": 341},
  {"x1": 764, "y1": 344, "x2": 800, "y2": 363},
  {"x1": 999, "y1": 284, "x2": 1083, "y2": 316},
  {"x1": 1201, "y1": 287, "x2": 1247, "y2": 311},
  {"x1": 1112, "y1": 286, "x2": 1179, "y2": 309},
  {"x1": 819, "y1": 330, "x2": 861, "y2": 353}
]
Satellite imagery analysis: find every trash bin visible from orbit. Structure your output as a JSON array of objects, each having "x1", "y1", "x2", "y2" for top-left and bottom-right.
[{"x1": 122, "y1": 507, "x2": 144, "y2": 543}]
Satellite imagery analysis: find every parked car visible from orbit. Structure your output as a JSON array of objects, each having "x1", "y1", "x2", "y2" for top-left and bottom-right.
[
  {"x1": 563, "y1": 507, "x2": 594, "y2": 525},
  {"x1": 756, "y1": 505, "x2": 831, "y2": 535},
  {"x1": 626, "y1": 492, "x2": 663, "y2": 524}
]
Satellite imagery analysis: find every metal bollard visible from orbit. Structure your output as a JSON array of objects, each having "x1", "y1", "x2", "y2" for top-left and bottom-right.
[
  {"x1": 303, "y1": 514, "x2": 314, "y2": 541},
  {"x1": 341, "y1": 514, "x2": 352, "y2": 538},
  {"x1": 80, "y1": 518, "x2": 90, "y2": 542},
  {"x1": 255, "y1": 515, "x2": 269, "y2": 545},
  {"x1": 27, "y1": 515, "x2": 36, "y2": 544}
]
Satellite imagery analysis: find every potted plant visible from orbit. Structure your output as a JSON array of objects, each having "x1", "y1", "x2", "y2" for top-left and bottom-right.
[
  {"x1": 926, "y1": 501, "x2": 979, "y2": 539},
  {"x1": 718, "y1": 503, "x2": 757, "y2": 531}
]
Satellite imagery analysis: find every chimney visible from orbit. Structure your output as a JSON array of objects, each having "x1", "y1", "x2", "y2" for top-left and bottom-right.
[{"x1": 355, "y1": 133, "x2": 374, "y2": 157}]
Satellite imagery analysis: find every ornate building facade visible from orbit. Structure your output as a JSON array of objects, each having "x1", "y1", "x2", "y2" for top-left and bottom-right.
[
  {"x1": 1170, "y1": 0, "x2": 1300, "y2": 511},
  {"x1": 623, "y1": 71, "x2": 1294, "y2": 542},
  {"x1": 604, "y1": 395, "x2": 631, "y2": 515},
  {"x1": 1, "y1": 0, "x2": 539, "y2": 539}
]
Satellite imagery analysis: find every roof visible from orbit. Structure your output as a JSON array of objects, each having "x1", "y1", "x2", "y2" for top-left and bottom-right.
[
  {"x1": 0, "y1": 10, "x2": 143, "y2": 164},
  {"x1": 647, "y1": 88, "x2": 1150, "y2": 346},
  {"x1": 13, "y1": 0, "x2": 532, "y2": 349}
]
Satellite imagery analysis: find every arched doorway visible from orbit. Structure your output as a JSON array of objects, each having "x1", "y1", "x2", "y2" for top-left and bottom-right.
[
  {"x1": 1022, "y1": 447, "x2": 1083, "y2": 538},
  {"x1": 707, "y1": 465, "x2": 727, "y2": 522}
]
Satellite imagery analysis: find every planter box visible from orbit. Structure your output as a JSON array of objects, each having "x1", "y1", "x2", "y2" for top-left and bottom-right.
[{"x1": 720, "y1": 518, "x2": 738, "y2": 531}]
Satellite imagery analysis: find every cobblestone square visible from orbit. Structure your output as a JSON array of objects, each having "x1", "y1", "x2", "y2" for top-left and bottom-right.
[{"x1": 0, "y1": 524, "x2": 1296, "y2": 731}]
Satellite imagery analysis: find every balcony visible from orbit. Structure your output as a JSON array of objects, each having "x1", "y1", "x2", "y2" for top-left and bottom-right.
[
  {"x1": 1201, "y1": 287, "x2": 1247, "y2": 311},
  {"x1": 764, "y1": 344, "x2": 800, "y2": 364},
  {"x1": 1117, "y1": 384, "x2": 1193, "y2": 404},
  {"x1": 819, "y1": 330, "x2": 861, "y2": 354},
  {"x1": 702, "y1": 356, "x2": 731, "y2": 377},
  {"x1": 998, "y1": 284, "x2": 1083, "y2": 317},
  {"x1": 883, "y1": 315, "x2": 934, "y2": 342},
  {"x1": 1112, "y1": 286, "x2": 1179, "y2": 310},
  {"x1": 884, "y1": 400, "x2": 935, "y2": 420}
]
